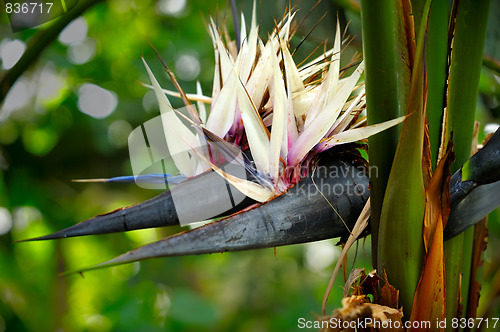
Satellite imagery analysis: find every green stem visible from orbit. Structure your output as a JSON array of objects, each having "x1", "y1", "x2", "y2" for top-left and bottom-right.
[
  {"x1": 444, "y1": 0, "x2": 490, "y2": 321},
  {"x1": 445, "y1": 1, "x2": 490, "y2": 170},
  {"x1": 444, "y1": 235, "x2": 464, "y2": 321},
  {"x1": 411, "y1": 0, "x2": 426, "y2": 38},
  {"x1": 360, "y1": 0, "x2": 410, "y2": 268},
  {"x1": 461, "y1": 228, "x2": 475, "y2": 317},
  {"x1": 377, "y1": 0, "x2": 431, "y2": 315},
  {"x1": 483, "y1": 55, "x2": 500, "y2": 76},
  {"x1": 425, "y1": 0, "x2": 449, "y2": 169}
]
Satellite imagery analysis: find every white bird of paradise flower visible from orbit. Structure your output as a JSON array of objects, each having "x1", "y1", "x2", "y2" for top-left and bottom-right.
[{"x1": 138, "y1": 2, "x2": 405, "y2": 204}]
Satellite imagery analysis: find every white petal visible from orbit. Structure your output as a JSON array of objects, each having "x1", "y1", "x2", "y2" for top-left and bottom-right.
[
  {"x1": 322, "y1": 115, "x2": 407, "y2": 148},
  {"x1": 205, "y1": 71, "x2": 238, "y2": 138},
  {"x1": 288, "y1": 61, "x2": 364, "y2": 166},
  {"x1": 269, "y1": 49, "x2": 287, "y2": 182},
  {"x1": 236, "y1": 71, "x2": 270, "y2": 175},
  {"x1": 305, "y1": 20, "x2": 341, "y2": 127},
  {"x1": 196, "y1": 81, "x2": 208, "y2": 124},
  {"x1": 211, "y1": 164, "x2": 274, "y2": 202},
  {"x1": 142, "y1": 58, "x2": 197, "y2": 176}
]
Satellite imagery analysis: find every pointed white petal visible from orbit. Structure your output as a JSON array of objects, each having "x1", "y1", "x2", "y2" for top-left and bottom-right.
[
  {"x1": 330, "y1": 91, "x2": 366, "y2": 135},
  {"x1": 288, "y1": 61, "x2": 364, "y2": 166},
  {"x1": 211, "y1": 48, "x2": 221, "y2": 104},
  {"x1": 298, "y1": 49, "x2": 335, "y2": 80},
  {"x1": 205, "y1": 72, "x2": 238, "y2": 138},
  {"x1": 322, "y1": 20, "x2": 341, "y2": 106},
  {"x1": 211, "y1": 164, "x2": 274, "y2": 202},
  {"x1": 189, "y1": 142, "x2": 274, "y2": 202},
  {"x1": 322, "y1": 115, "x2": 407, "y2": 148},
  {"x1": 314, "y1": 91, "x2": 365, "y2": 152},
  {"x1": 279, "y1": 38, "x2": 309, "y2": 120},
  {"x1": 240, "y1": 13, "x2": 247, "y2": 48},
  {"x1": 210, "y1": 18, "x2": 235, "y2": 84},
  {"x1": 239, "y1": 1, "x2": 258, "y2": 83},
  {"x1": 280, "y1": 41, "x2": 299, "y2": 150},
  {"x1": 278, "y1": 12, "x2": 296, "y2": 42},
  {"x1": 142, "y1": 58, "x2": 197, "y2": 176},
  {"x1": 305, "y1": 21, "x2": 341, "y2": 128},
  {"x1": 235, "y1": 71, "x2": 271, "y2": 175},
  {"x1": 195, "y1": 81, "x2": 208, "y2": 124},
  {"x1": 285, "y1": 92, "x2": 299, "y2": 151},
  {"x1": 269, "y1": 49, "x2": 287, "y2": 182},
  {"x1": 246, "y1": 38, "x2": 276, "y2": 110}
]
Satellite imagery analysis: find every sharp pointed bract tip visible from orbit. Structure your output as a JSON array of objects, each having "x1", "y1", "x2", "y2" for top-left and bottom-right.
[{"x1": 15, "y1": 233, "x2": 67, "y2": 243}]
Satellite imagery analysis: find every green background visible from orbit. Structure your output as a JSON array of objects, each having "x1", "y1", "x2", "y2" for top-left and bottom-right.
[{"x1": 0, "y1": 0, "x2": 499, "y2": 331}]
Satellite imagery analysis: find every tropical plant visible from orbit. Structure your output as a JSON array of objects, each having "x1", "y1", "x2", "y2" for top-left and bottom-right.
[
  {"x1": 3, "y1": 0, "x2": 500, "y2": 329},
  {"x1": 361, "y1": 0, "x2": 494, "y2": 325}
]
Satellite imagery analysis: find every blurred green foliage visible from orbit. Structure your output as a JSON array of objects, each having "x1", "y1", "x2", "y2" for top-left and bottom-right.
[{"x1": 0, "y1": 0, "x2": 498, "y2": 331}]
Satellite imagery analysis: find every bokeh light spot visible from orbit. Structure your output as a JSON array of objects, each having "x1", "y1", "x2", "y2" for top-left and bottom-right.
[
  {"x1": 484, "y1": 123, "x2": 499, "y2": 135},
  {"x1": 0, "y1": 207, "x2": 13, "y2": 235},
  {"x1": 68, "y1": 38, "x2": 97, "y2": 65},
  {"x1": 304, "y1": 240, "x2": 340, "y2": 273},
  {"x1": 38, "y1": 63, "x2": 66, "y2": 102},
  {"x1": 0, "y1": 78, "x2": 33, "y2": 120},
  {"x1": 175, "y1": 52, "x2": 200, "y2": 81},
  {"x1": 77, "y1": 83, "x2": 118, "y2": 119},
  {"x1": 13, "y1": 206, "x2": 42, "y2": 233},
  {"x1": 157, "y1": 0, "x2": 186, "y2": 17},
  {"x1": 0, "y1": 39, "x2": 26, "y2": 70},
  {"x1": 58, "y1": 17, "x2": 88, "y2": 46}
]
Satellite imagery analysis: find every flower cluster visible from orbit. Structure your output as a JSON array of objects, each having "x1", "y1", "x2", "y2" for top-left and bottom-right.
[{"x1": 142, "y1": 3, "x2": 403, "y2": 202}]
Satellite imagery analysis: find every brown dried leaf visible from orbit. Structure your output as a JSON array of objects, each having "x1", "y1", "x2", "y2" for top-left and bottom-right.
[
  {"x1": 409, "y1": 143, "x2": 454, "y2": 327},
  {"x1": 402, "y1": 0, "x2": 417, "y2": 66},
  {"x1": 343, "y1": 268, "x2": 379, "y2": 297},
  {"x1": 377, "y1": 271, "x2": 400, "y2": 310},
  {"x1": 370, "y1": 303, "x2": 404, "y2": 325},
  {"x1": 422, "y1": 144, "x2": 453, "y2": 249},
  {"x1": 409, "y1": 212, "x2": 446, "y2": 329},
  {"x1": 344, "y1": 268, "x2": 366, "y2": 297},
  {"x1": 319, "y1": 295, "x2": 403, "y2": 332},
  {"x1": 423, "y1": 119, "x2": 433, "y2": 186}
]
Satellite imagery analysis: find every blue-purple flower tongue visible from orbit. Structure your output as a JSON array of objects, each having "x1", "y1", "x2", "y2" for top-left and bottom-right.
[{"x1": 102, "y1": 174, "x2": 187, "y2": 185}]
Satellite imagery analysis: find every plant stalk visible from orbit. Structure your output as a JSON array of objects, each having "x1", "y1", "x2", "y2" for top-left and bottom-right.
[
  {"x1": 444, "y1": 0, "x2": 491, "y2": 320},
  {"x1": 360, "y1": 0, "x2": 411, "y2": 267}
]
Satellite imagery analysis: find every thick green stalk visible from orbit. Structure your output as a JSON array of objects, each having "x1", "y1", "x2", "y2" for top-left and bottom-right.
[
  {"x1": 360, "y1": 0, "x2": 410, "y2": 267},
  {"x1": 377, "y1": 0, "x2": 431, "y2": 315},
  {"x1": 378, "y1": 115, "x2": 426, "y2": 316},
  {"x1": 461, "y1": 228, "x2": 474, "y2": 316},
  {"x1": 411, "y1": 0, "x2": 426, "y2": 37},
  {"x1": 444, "y1": 0, "x2": 490, "y2": 321},
  {"x1": 425, "y1": 0, "x2": 449, "y2": 169},
  {"x1": 444, "y1": 235, "x2": 464, "y2": 320},
  {"x1": 445, "y1": 1, "x2": 490, "y2": 169}
]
